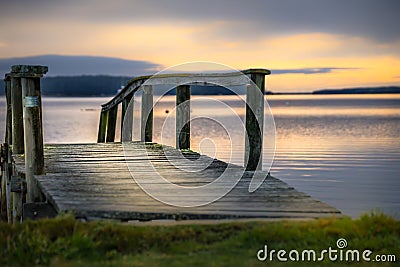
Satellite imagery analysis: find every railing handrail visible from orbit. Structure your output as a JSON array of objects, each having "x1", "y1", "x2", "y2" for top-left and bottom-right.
[
  {"x1": 101, "y1": 68, "x2": 270, "y2": 112},
  {"x1": 97, "y1": 67, "x2": 270, "y2": 171}
]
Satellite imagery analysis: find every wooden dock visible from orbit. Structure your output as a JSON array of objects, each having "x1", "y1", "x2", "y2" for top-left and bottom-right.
[
  {"x1": 1, "y1": 65, "x2": 340, "y2": 223},
  {"x1": 13, "y1": 142, "x2": 339, "y2": 221}
]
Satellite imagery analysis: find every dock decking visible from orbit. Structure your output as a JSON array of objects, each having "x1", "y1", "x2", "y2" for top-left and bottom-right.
[{"x1": 14, "y1": 142, "x2": 340, "y2": 221}]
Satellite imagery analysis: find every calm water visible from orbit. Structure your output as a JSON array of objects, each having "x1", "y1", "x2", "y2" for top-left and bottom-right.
[{"x1": 0, "y1": 94, "x2": 399, "y2": 218}]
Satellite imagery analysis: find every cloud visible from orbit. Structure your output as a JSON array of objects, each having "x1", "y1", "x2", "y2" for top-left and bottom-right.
[
  {"x1": 272, "y1": 67, "x2": 359, "y2": 75},
  {"x1": 1, "y1": 0, "x2": 399, "y2": 43},
  {"x1": 0, "y1": 55, "x2": 162, "y2": 77}
]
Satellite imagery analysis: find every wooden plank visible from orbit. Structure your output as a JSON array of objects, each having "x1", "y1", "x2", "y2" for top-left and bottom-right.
[
  {"x1": 20, "y1": 142, "x2": 341, "y2": 221},
  {"x1": 23, "y1": 202, "x2": 57, "y2": 220}
]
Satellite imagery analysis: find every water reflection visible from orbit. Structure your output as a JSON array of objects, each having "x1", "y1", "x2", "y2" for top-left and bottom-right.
[{"x1": 0, "y1": 94, "x2": 399, "y2": 217}]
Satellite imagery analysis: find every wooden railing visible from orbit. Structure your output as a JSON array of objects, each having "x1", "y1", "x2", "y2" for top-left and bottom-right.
[{"x1": 98, "y1": 68, "x2": 270, "y2": 170}]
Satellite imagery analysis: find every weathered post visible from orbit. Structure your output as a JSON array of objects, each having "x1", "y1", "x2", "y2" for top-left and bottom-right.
[
  {"x1": 10, "y1": 76, "x2": 24, "y2": 154},
  {"x1": 0, "y1": 77, "x2": 12, "y2": 218},
  {"x1": 106, "y1": 106, "x2": 117, "y2": 142},
  {"x1": 97, "y1": 110, "x2": 108, "y2": 143},
  {"x1": 13, "y1": 65, "x2": 48, "y2": 203},
  {"x1": 1, "y1": 143, "x2": 12, "y2": 223},
  {"x1": 176, "y1": 84, "x2": 190, "y2": 150},
  {"x1": 243, "y1": 69, "x2": 270, "y2": 170},
  {"x1": 3, "y1": 76, "x2": 13, "y2": 222},
  {"x1": 4, "y1": 75, "x2": 12, "y2": 146},
  {"x1": 6, "y1": 73, "x2": 25, "y2": 222},
  {"x1": 0, "y1": 144, "x2": 7, "y2": 220},
  {"x1": 141, "y1": 85, "x2": 153, "y2": 142},
  {"x1": 121, "y1": 93, "x2": 133, "y2": 142},
  {"x1": 11, "y1": 174, "x2": 25, "y2": 223}
]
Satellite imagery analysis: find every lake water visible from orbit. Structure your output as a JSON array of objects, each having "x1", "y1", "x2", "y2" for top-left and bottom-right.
[{"x1": 1, "y1": 94, "x2": 399, "y2": 218}]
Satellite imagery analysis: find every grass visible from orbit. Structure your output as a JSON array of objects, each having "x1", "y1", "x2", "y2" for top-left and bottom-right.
[{"x1": 0, "y1": 212, "x2": 399, "y2": 266}]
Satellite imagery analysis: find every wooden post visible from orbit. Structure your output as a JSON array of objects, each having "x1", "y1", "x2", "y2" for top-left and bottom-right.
[
  {"x1": 5, "y1": 76, "x2": 24, "y2": 223},
  {"x1": 0, "y1": 145, "x2": 6, "y2": 220},
  {"x1": 243, "y1": 69, "x2": 270, "y2": 170},
  {"x1": 13, "y1": 65, "x2": 48, "y2": 203},
  {"x1": 4, "y1": 76, "x2": 12, "y2": 145},
  {"x1": 121, "y1": 93, "x2": 133, "y2": 142},
  {"x1": 1, "y1": 77, "x2": 11, "y2": 220},
  {"x1": 176, "y1": 85, "x2": 190, "y2": 150},
  {"x1": 97, "y1": 110, "x2": 108, "y2": 143},
  {"x1": 12, "y1": 174, "x2": 24, "y2": 223},
  {"x1": 141, "y1": 85, "x2": 153, "y2": 142},
  {"x1": 4, "y1": 145, "x2": 12, "y2": 223},
  {"x1": 4, "y1": 76, "x2": 15, "y2": 223},
  {"x1": 1, "y1": 143, "x2": 12, "y2": 223},
  {"x1": 10, "y1": 77, "x2": 24, "y2": 154},
  {"x1": 106, "y1": 106, "x2": 117, "y2": 142}
]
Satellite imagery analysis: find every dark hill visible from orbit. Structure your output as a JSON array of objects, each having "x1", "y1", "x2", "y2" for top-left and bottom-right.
[{"x1": 313, "y1": 86, "x2": 400, "y2": 94}]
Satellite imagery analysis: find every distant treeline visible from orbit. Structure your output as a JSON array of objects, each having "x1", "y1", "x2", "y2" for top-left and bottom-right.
[
  {"x1": 41, "y1": 76, "x2": 132, "y2": 96},
  {"x1": 0, "y1": 76, "x2": 399, "y2": 96},
  {"x1": 0, "y1": 75, "x2": 132, "y2": 97},
  {"x1": 313, "y1": 86, "x2": 400, "y2": 94}
]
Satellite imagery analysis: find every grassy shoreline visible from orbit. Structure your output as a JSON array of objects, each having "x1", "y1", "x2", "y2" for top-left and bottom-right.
[{"x1": 0, "y1": 212, "x2": 399, "y2": 266}]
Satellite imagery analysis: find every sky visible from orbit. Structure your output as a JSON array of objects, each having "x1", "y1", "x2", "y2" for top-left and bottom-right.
[{"x1": 1, "y1": 0, "x2": 400, "y2": 92}]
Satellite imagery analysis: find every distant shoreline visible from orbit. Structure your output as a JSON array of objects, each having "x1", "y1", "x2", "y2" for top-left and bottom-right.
[
  {"x1": 268, "y1": 86, "x2": 400, "y2": 95},
  {"x1": 0, "y1": 76, "x2": 399, "y2": 97}
]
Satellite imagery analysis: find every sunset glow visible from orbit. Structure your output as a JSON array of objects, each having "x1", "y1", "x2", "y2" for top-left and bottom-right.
[{"x1": 1, "y1": 0, "x2": 399, "y2": 92}]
